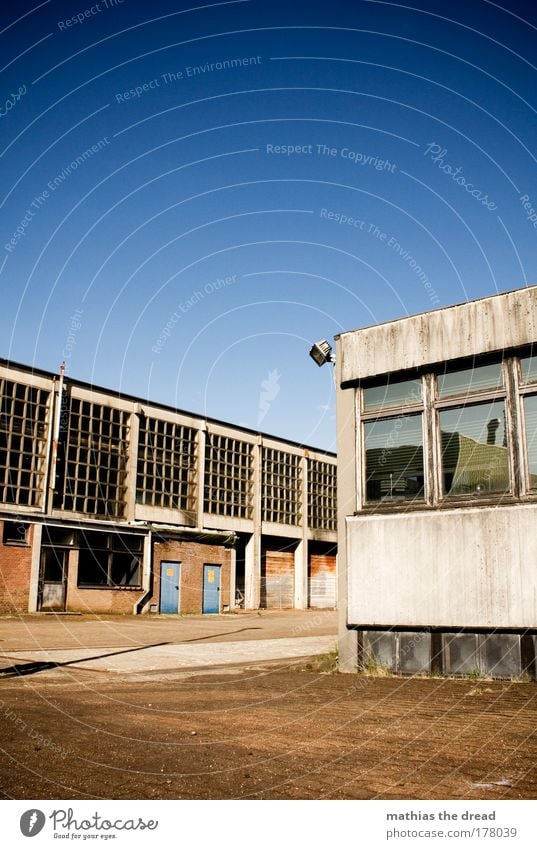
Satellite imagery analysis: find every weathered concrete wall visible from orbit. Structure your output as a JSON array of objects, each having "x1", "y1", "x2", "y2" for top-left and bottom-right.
[
  {"x1": 339, "y1": 285, "x2": 537, "y2": 382},
  {"x1": 347, "y1": 504, "x2": 537, "y2": 629}
]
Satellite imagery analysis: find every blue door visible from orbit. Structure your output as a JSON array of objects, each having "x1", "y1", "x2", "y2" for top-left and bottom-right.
[
  {"x1": 160, "y1": 562, "x2": 180, "y2": 613},
  {"x1": 203, "y1": 564, "x2": 221, "y2": 614}
]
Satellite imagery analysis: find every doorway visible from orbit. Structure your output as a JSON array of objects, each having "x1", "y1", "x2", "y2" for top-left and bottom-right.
[{"x1": 203, "y1": 564, "x2": 221, "y2": 614}]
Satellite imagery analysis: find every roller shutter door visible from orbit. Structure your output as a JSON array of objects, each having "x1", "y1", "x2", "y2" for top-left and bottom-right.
[
  {"x1": 309, "y1": 553, "x2": 336, "y2": 609},
  {"x1": 262, "y1": 549, "x2": 294, "y2": 609}
]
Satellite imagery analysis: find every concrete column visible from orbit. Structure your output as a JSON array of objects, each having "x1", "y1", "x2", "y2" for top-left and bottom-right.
[
  {"x1": 335, "y1": 344, "x2": 359, "y2": 672},
  {"x1": 125, "y1": 406, "x2": 140, "y2": 521},
  {"x1": 244, "y1": 533, "x2": 260, "y2": 609},
  {"x1": 244, "y1": 438, "x2": 262, "y2": 609},
  {"x1": 293, "y1": 539, "x2": 308, "y2": 609},
  {"x1": 28, "y1": 523, "x2": 42, "y2": 612},
  {"x1": 229, "y1": 545, "x2": 236, "y2": 610},
  {"x1": 196, "y1": 426, "x2": 207, "y2": 529}
]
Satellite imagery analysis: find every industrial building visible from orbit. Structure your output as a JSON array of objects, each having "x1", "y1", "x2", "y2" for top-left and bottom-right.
[
  {"x1": 336, "y1": 285, "x2": 537, "y2": 679},
  {"x1": 0, "y1": 359, "x2": 336, "y2": 615}
]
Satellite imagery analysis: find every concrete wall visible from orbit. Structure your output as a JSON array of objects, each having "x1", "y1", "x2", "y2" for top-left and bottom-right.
[
  {"x1": 339, "y1": 285, "x2": 537, "y2": 382},
  {"x1": 347, "y1": 503, "x2": 537, "y2": 629}
]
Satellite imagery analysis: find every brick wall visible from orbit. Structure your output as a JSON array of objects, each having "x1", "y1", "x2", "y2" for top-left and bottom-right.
[
  {"x1": 0, "y1": 521, "x2": 34, "y2": 613},
  {"x1": 151, "y1": 539, "x2": 231, "y2": 614}
]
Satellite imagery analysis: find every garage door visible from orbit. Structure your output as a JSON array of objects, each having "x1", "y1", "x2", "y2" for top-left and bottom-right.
[
  {"x1": 309, "y1": 553, "x2": 336, "y2": 609},
  {"x1": 262, "y1": 549, "x2": 294, "y2": 609}
]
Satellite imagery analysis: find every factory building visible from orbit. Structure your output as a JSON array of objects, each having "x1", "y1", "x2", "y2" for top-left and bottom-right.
[
  {"x1": 0, "y1": 360, "x2": 336, "y2": 615},
  {"x1": 336, "y1": 285, "x2": 537, "y2": 679}
]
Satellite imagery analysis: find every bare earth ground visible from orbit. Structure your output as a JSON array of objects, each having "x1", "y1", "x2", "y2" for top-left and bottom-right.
[{"x1": 0, "y1": 611, "x2": 536, "y2": 800}]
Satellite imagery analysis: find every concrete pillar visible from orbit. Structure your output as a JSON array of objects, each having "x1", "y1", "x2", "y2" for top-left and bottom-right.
[
  {"x1": 293, "y1": 539, "x2": 308, "y2": 609},
  {"x1": 196, "y1": 427, "x2": 207, "y2": 529},
  {"x1": 244, "y1": 533, "x2": 260, "y2": 609},
  {"x1": 28, "y1": 523, "x2": 42, "y2": 612},
  {"x1": 335, "y1": 342, "x2": 359, "y2": 672},
  {"x1": 125, "y1": 406, "x2": 140, "y2": 521},
  {"x1": 229, "y1": 545, "x2": 237, "y2": 610}
]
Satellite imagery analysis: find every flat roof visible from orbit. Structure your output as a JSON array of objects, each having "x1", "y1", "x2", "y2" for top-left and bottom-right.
[
  {"x1": 334, "y1": 283, "x2": 537, "y2": 340},
  {"x1": 0, "y1": 357, "x2": 336, "y2": 458}
]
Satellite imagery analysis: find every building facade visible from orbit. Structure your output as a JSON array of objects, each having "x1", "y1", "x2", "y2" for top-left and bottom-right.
[
  {"x1": 336, "y1": 285, "x2": 537, "y2": 679},
  {"x1": 0, "y1": 360, "x2": 336, "y2": 615}
]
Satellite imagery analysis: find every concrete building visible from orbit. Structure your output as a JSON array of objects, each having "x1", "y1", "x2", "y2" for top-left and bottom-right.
[
  {"x1": 0, "y1": 359, "x2": 336, "y2": 615},
  {"x1": 336, "y1": 285, "x2": 537, "y2": 678}
]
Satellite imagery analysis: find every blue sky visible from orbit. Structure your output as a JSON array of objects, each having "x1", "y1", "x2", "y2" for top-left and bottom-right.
[{"x1": 2, "y1": 0, "x2": 537, "y2": 449}]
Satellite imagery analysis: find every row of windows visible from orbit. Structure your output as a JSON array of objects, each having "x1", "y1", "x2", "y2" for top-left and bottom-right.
[
  {"x1": 361, "y1": 353, "x2": 537, "y2": 506},
  {"x1": 0, "y1": 383, "x2": 337, "y2": 528}
]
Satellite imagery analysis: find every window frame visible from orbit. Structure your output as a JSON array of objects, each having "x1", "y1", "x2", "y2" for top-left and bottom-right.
[
  {"x1": 360, "y1": 374, "x2": 427, "y2": 507},
  {"x1": 433, "y1": 358, "x2": 514, "y2": 503}
]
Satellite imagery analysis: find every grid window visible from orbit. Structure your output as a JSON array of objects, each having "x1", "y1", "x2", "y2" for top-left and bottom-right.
[
  {"x1": 308, "y1": 460, "x2": 337, "y2": 530},
  {"x1": 204, "y1": 434, "x2": 253, "y2": 518},
  {"x1": 56, "y1": 398, "x2": 129, "y2": 517},
  {"x1": 0, "y1": 379, "x2": 49, "y2": 507},
  {"x1": 262, "y1": 447, "x2": 301, "y2": 525},
  {"x1": 136, "y1": 417, "x2": 197, "y2": 513}
]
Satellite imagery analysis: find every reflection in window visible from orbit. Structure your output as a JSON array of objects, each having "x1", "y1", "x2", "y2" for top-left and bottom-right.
[
  {"x1": 365, "y1": 414, "x2": 424, "y2": 501},
  {"x1": 520, "y1": 355, "x2": 537, "y2": 385},
  {"x1": 523, "y1": 395, "x2": 537, "y2": 488},
  {"x1": 364, "y1": 378, "x2": 422, "y2": 411},
  {"x1": 440, "y1": 401, "x2": 509, "y2": 496},
  {"x1": 437, "y1": 362, "x2": 503, "y2": 399}
]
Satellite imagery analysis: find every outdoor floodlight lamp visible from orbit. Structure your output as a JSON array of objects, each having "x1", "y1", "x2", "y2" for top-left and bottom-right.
[{"x1": 309, "y1": 339, "x2": 333, "y2": 367}]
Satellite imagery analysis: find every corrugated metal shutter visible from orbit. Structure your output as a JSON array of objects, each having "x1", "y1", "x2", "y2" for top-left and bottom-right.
[
  {"x1": 262, "y1": 549, "x2": 294, "y2": 609},
  {"x1": 308, "y1": 553, "x2": 336, "y2": 609}
]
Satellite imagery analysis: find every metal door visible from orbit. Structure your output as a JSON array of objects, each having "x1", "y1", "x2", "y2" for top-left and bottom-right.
[
  {"x1": 39, "y1": 549, "x2": 67, "y2": 611},
  {"x1": 203, "y1": 564, "x2": 221, "y2": 614},
  {"x1": 160, "y1": 561, "x2": 180, "y2": 613}
]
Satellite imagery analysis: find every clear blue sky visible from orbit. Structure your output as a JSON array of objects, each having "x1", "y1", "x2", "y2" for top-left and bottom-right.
[{"x1": 2, "y1": 0, "x2": 537, "y2": 449}]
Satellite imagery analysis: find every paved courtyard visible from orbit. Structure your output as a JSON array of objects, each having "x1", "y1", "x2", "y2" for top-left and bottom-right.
[{"x1": 0, "y1": 610, "x2": 536, "y2": 800}]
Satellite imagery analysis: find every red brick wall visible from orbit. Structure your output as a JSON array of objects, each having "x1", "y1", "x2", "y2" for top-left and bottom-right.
[
  {"x1": 151, "y1": 539, "x2": 231, "y2": 614},
  {"x1": 0, "y1": 521, "x2": 34, "y2": 613}
]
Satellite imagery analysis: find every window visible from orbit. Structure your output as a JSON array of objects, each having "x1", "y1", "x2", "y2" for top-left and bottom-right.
[
  {"x1": 364, "y1": 378, "x2": 422, "y2": 411},
  {"x1": 136, "y1": 416, "x2": 197, "y2": 513},
  {"x1": 439, "y1": 402, "x2": 509, "y2": 495},
  {"x1": 362, "y1": 375, "x2": 425, "y2": 504},
  {"x1": 0, "y1": 379, "x2": 49, "y2": 507},
  {"x1": 364, "y1": 414, "x2": 425, "y2": 501},
  {"x1": 308, "y1": 459, "x2": 337, "y2": 530},
  {"x1": 77, "y1": 531, "x2": 142, "y2": 587},
  {"x1": 2, "y1": 520, "x2": 29, "y2": 545},
  {"x1": 436, "y1": 361, "x2": 510, "y2": 498},
  {"x1": 262, "y1": 448, "x2": 301, "y2": 524},
  {"x1": 522, "y1": 395, "x2": 537, "y2": 489},
  {"x1": 56, "y1": 397, "x2": 129, "y2": 517},
  {"x1": 204, "y1": 434, "x2": 253, "y2": 518}
]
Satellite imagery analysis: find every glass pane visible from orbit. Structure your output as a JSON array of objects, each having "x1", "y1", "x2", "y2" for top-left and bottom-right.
[
  {"x1": 440, "y1": 401, "x2": 509, "y2": 496},
  {"x1": 110, "y1": 553, "x2": 141, "y2": 586},
  {"x1": 77, "y1": 549, "x2": 109, "y2": 585},
  {"x1": 365, "y1": 414, "x2": 424, "y2": 501},
  {"x1": 437, "y1": 362, "x2": 503, "y2": 398},
  {"x1": 363, "y1": 378, "x2": 422, "y2": 411},
  {"x1": 520, "y1": 355, "x2": 537, "y2": 385},
  {"x1": 523, "y1": 395, "x2": 537, "y2": 487}
]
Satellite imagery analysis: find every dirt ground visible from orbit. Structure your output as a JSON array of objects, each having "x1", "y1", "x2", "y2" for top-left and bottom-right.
[{"x1": 0, "y1": 612, "x2": 536, "y2": 800}]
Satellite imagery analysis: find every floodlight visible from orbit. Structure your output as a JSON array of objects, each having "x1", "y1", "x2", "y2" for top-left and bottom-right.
[{"x1": 309, "y1": 339, "x2": 333, "y2": 367}]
